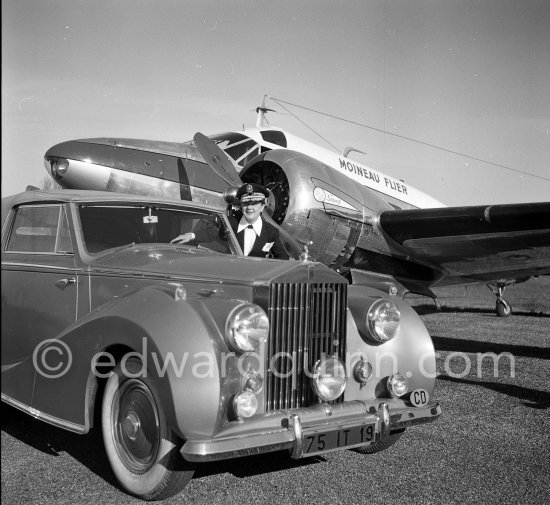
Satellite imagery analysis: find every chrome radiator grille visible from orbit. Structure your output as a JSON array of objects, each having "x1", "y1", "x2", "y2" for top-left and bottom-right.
[{"x1": 265, "y1": 282, "x2": 347, "y2": 412}]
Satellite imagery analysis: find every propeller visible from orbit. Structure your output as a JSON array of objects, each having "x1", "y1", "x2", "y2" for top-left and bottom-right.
[{"x1": 193, "y1": 132, "x2": 242, "y2": 188}]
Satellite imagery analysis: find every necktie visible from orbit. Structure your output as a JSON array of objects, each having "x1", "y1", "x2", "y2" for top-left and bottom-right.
[{"x1": 244, "y1": 225, "x2": 255, "y2": 256}]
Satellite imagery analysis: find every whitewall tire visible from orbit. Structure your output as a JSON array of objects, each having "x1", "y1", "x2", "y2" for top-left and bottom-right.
[{"x1": 101, "y1": 358, "x2": 194, "y2": 500}]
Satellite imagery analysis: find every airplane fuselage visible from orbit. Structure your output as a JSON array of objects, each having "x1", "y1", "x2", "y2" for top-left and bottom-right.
[
  {"x1": 40, "y1": 107, "x2": 550, "y2": 315},
  {"x1": 208, "y1": 126, "x2": 445, "y2": 210},
  {"x1": 43, "y1": 124, "x2": 451, "y2": 296}
]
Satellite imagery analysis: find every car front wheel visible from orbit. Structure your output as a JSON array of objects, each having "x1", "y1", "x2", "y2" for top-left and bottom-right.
[{"x1": 101, "y1": 358, "x2": 194, "y2": 500}]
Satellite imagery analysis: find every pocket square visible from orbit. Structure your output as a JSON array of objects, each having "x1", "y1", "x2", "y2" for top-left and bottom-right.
[{"x1": 262, "y1": 242, "x2": 274, "y2": 252}]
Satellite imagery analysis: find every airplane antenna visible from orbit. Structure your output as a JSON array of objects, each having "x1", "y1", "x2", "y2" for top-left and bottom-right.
[
  {"x1": 269, "y1": 96, "x2": 550, "y2": 184},
  {"x1": 268, "y1": 95, "x2": 341, "y2": 153}
]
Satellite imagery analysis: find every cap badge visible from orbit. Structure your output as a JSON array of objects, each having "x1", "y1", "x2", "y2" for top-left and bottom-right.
[{"x1": 246, "y1": 184, "x2": 253, "y2": 194}]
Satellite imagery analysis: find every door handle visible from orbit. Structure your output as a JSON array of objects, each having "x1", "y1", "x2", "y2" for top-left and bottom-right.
[{"x1": 55, "y1": 277, "x2": 77, "y2": 289}]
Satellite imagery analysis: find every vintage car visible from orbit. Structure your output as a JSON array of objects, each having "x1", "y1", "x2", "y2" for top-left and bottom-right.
[{"x1": 1, "y1": 189, "x2": 441, "y2": 500}]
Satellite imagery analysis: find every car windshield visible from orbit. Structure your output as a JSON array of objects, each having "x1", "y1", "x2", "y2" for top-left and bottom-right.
[{"x1": 78, "y1": 204, "x2": 232, "y2": 255}]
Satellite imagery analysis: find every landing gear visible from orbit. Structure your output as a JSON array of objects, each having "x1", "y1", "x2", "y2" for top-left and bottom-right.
[
  {"x1": 496, "y1": 298, "x2": 512, "y2": 317},
  {"x1": 487, "y1": 282, "x2": 513, "y2": 318}
]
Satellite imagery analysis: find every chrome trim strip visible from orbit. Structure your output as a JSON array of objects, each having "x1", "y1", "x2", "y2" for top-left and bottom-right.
[
  {"x1": 1, "y1": 393, "x2": 87, "y2": 434},
  {"x1": 2, "y1": 260, "x2": 257, "y2": 287},
  {"x1": 1, "y1": 262, "x2": 76, "y2": 271},
  {"x1": 3, "y1": 251, "x2": 74, "y2": 256},
  {"x1": 85, "y1": 268, "x2": 266, "y2": 288}
]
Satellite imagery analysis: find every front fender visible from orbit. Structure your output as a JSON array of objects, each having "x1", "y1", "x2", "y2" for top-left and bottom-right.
[
  {"x1": 344, "y1": 285, "x2": 437, "y2": 402},
  {"x1": 31, "y1": 285, "x2": 245, "y2": 439}
]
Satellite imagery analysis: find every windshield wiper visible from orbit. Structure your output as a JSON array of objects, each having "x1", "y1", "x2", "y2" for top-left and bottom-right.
[
  {"x1": 173, "y1": 243, "x2": 218, "y2": 253},
  {"x1": 96, "y1": 242, "x2": 136, "y2": 258}
]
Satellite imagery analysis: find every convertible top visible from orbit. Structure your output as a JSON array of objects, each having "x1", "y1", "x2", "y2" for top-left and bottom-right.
[{"x1": 1, "y1": 188, "x2": 220, "y2": 224}]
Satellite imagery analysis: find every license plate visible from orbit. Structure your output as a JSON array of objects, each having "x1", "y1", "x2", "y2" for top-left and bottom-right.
[{"x1": 303, "y1": 423, "x2": 376, "y2": 456}]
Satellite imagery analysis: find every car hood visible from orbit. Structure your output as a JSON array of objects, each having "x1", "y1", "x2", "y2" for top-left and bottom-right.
[{"x1": 87, "y1": 245, "x2": 320, "y2": 285}]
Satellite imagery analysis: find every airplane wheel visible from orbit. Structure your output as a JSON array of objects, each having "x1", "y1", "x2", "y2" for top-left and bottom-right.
[
  {"x1": 496, "y1": 299, "x2": 512, "y2": 318},
  {"x1": 102, "y1": 358, "x2": 194, "y2": 500}
]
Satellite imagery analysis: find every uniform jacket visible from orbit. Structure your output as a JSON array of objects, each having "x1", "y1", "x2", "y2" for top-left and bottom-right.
[{"x1": 229, "y1": 216, "x2": 289, "y2": 259}]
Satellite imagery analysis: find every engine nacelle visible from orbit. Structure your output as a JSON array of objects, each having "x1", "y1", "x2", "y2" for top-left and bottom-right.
[{"x1": 241, "y1": 150, "x2": 397, "y2": 272}]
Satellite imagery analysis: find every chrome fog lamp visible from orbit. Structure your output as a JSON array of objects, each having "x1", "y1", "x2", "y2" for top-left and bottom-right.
[
  {"x1": 233, "y1": 390, "x2": 258, "y2": 419},
  {"x1": 353, "y1": 357, "x2": 373, "y2": 385},
  {"x1": 387, "y1": 372, "x2": 408, "y2": 398},
  {"x1": 367, "y1": 299, "x2": 400, "y2": 342},
  {"x1": 225, "y1": 303, "x2": 269, "y2": 353},
  {"x1": 244, "y1": 372, "x2": 263, "y2": 394},
  {"x1": 312, "y1": 356, "x2": 346, "y2": 402}
]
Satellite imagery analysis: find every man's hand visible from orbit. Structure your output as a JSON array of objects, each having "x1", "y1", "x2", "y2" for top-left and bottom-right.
[{"x1": 170, "y1": 232, "x2": 195, "y2": 244}]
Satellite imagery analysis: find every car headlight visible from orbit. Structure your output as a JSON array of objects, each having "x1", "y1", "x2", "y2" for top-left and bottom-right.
[
  {"x1": 367, "y1": 299, "x2": 400, "y2": 342},
  {"x1": 225, "y1": 303, "x2": 269, "y2": 353},
  {"x1": 387, "y1": 372, "x2": 408, "y2": 397},
  {"x1": 312, "y1": 356, "x2": 346, "y2": 402}
]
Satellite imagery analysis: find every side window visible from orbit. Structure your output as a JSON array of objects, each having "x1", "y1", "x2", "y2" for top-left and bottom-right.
[
  {"x1": 6, "y1": 205, "x2": 73, "y2": 254},
  {"x1": 56, "y1": 207, "x2": 73, "y2": 253}
]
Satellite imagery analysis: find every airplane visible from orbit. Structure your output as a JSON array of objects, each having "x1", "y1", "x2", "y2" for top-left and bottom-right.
[{"x1": 42, "y1": 98, "x2": 550, "y2": 317}]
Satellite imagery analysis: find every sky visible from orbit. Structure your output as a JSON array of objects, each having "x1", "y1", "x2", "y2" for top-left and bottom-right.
[{"x1": 2, "y1": 0, "x2": 549, "y2": 206}]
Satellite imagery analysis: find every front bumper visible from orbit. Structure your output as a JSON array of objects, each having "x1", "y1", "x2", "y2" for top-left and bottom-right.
[{"x1": 181, "y1": 400, "x2": 441, "y2": 462}]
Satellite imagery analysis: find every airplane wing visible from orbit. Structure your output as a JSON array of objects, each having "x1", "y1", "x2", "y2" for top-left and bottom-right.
[{"x1": 378, "y1": 202, "x2": 550, "y2": 285}]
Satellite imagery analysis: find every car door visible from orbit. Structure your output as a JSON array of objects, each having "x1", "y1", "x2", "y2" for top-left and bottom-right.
[{"x1": 1, "y1": 203, "x2": 78, "y2": 407}]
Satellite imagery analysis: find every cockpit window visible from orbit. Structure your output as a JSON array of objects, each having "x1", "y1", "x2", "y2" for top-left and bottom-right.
[
  {"x1": 210, "y1": 132, "x2": 248, "y2": 146},
  {"x1": 260, "y1": 130, "x2": 287, "y2": 147},
  {"x1": 210, "y1": 133, "x2": 261, "y2": 168}
]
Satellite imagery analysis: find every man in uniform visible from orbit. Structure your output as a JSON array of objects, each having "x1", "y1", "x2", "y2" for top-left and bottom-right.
[
  {"x1": 171, "y1": 183, "x2": 289, "y2": 260},
  {"x1": 229, "y1": 183, "x2": 289, "y2": 259}
]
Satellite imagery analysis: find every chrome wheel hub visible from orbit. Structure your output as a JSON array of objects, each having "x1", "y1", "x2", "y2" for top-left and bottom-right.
[
  {"x1": 123, "y1": 411, "x2": 141, "y2": 441},
  {"x1": 112, "y1": 379, "x2": 161, "y2": 474}
]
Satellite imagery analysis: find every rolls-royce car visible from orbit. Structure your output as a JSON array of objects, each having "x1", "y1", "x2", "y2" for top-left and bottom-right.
[{"x1": 1, "y1": 189, "x2": 441, "y2": 500}]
